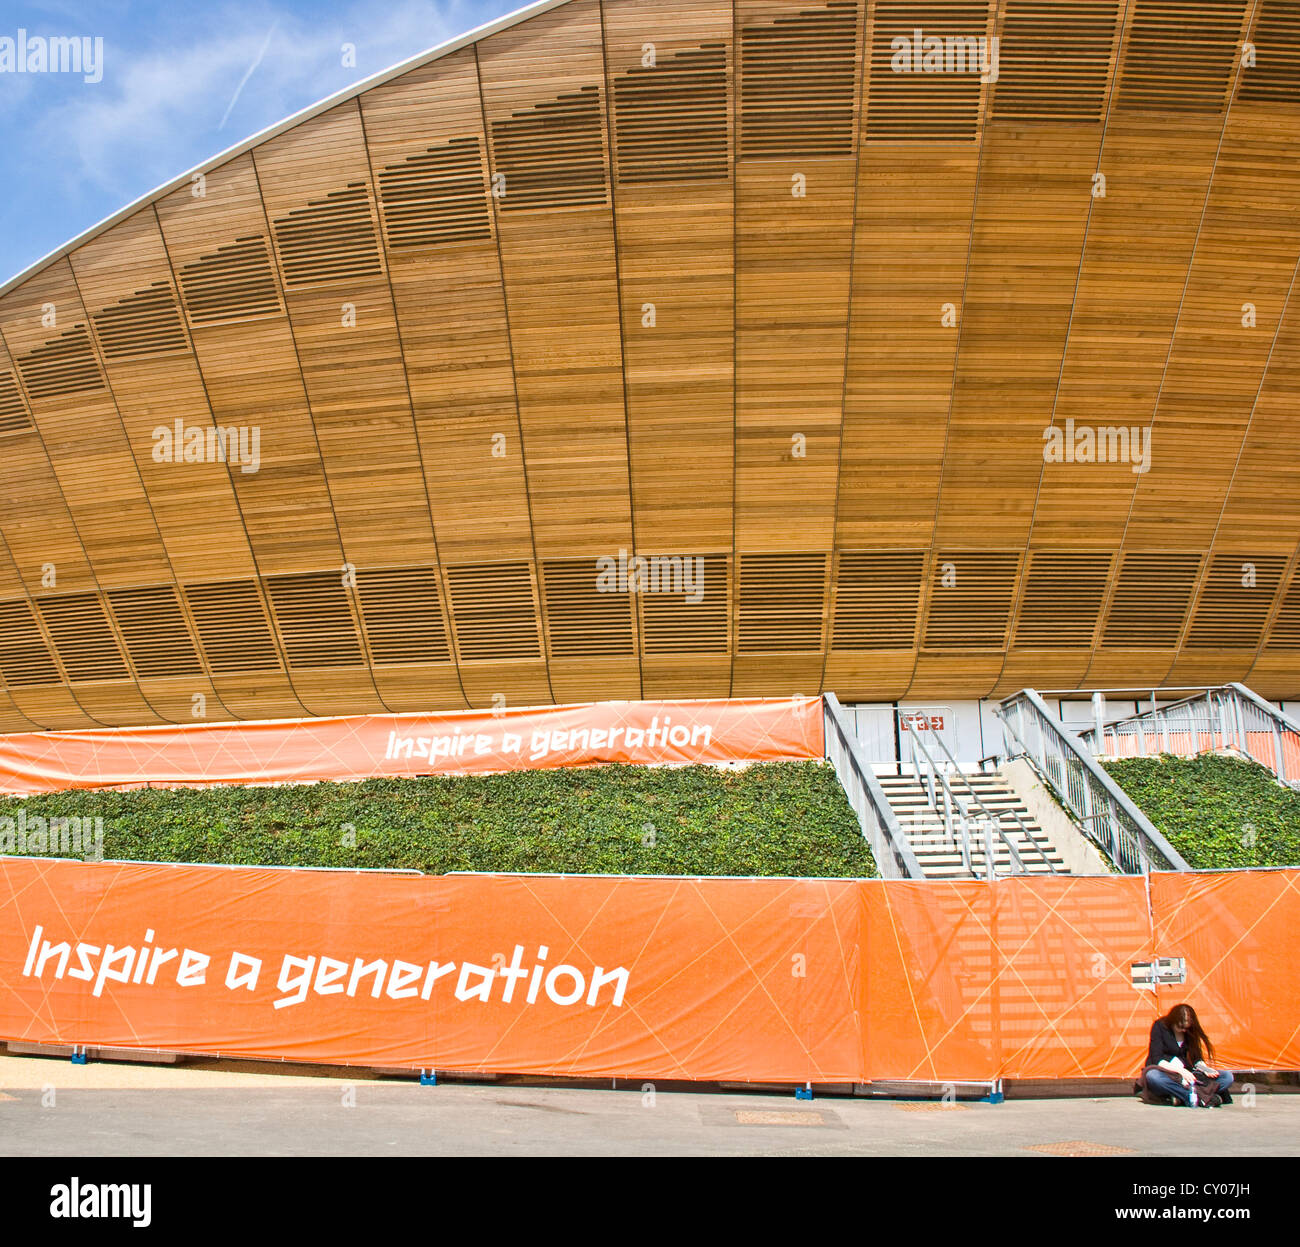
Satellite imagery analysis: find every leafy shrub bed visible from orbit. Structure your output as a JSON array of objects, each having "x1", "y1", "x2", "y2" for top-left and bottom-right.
[
  {"x1": 1103, "y1": 754, "x2": 1300, "y2": 870},
  {"x1": 0, "y1": 761, "x2": 876, "y2": 879}
]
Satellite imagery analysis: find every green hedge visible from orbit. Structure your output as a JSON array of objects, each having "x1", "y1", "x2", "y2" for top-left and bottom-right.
[
  {"x1": 0, "y1": 761, "x2": 876, "y2": 879},
  {"x1": 1103, "y1": 754, "x2": 1300, "y2": 870}
]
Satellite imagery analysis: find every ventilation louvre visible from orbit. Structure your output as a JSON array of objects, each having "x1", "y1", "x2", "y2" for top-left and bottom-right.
[
  {"x1": 105, "y1": 585, "x2": 203, "y2": 679},
  {"x1": 832, "y1": 550, "x2": 925, "y2": 649},
  {"x1": 91, "y1": 281, "x2": 189, "y2": 360},
  {"x1": 16, "y1": 325, "x2": 104, "y2": 400},
  {"x1": 356, "y1": 567, "x2": 451, "y2": 665},
  {"x1": 490, "y1": 87, "x2": 608, "y2": 212},
  {"x1": 613, "y1": 44, "x2": 730, "y2": 184},
  {"x1": 923, "y1": 552, "x2": 1020, "y2": 649},
  {"x1": 0, "y1": 600, "x2": 59, "y2": 686},
  {"x1": 1185, "y1": 554, "x2": 1287, "y2": 649},
  {"x1": 1101, "y1": 553, "x2": 1202, "y2": 647},
  {"x1": 994, "y1": 0, "x2": 1120, "y2": 120},
  {"x1": 445, "y1": 562, "x2": 541, "y2": 661},
  {"x1": 376, "y1": 136, "x2": 493, "y2": 249},
  {"x1": 36, "y1": 593, "x2": 128, "y2": 682},
  {"x1": 865, "y1": 1, "x2": 988, "y2": 141},
  {"x1": 265, "y1": 573, "x2": 364, "y2": 669},
  {"x1": 640, "y1": 554, "x2": 730, "y2": 655},
  {"x1": 738, "y1": 554, "x2": 828, "y2": 653},
  {"x1": 1117, "y1": 0, "x2": 1248, "y2": 112},
  {"x1": 741, "y1": 1, "x2": 859, "y2": 156},
  {"x1": 179, "y1": 236, "x2": 282, "y2": 325},
  {"x1": 542, "y1": 558, "x2": 636, "y2": 658},
  {"x1": 272, "y1": 182, "x2": 383, "y2": 287},
  {"x1": 1014, "y1": 552, "x2": 1112, "y2": 648},
  {"x1": 1238, "y1": 1, "x2": 1300, "y2": 105},
  {"x1": 0, "y1": 371, "x2": 31, "y2": 433},
  {"x1": 1265, "y1": 572, "x2": 1300, "y2": 650},
  {"x1": 183, "y1": 580, "x2": 281, "y2": 673}
]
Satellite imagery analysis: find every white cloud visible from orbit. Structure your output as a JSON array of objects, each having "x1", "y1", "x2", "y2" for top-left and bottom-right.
[{"x1": 32, "y1": 0, "x2": 492, "y2": 202}]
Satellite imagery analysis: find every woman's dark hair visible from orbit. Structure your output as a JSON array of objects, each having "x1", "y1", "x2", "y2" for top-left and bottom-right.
[{"x1": 1160, "y1": 1003, "x2": 1215, "y2": 1066}]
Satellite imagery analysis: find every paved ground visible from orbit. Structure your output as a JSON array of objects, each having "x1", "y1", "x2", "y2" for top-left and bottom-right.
[{"x1": 0, "y1": 1052, "x2": 1296, "y2": 1156}]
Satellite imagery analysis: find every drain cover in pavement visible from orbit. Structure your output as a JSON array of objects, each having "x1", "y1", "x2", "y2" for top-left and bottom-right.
[
  {"x1": 1025, "y1": 1141, "x2": 1137, "y2": 1156},
  {"x1": 735, "y1": 1110, "x2": 825, "y2": 1126},
  {"x1": 896, "y1": 1102, "x2": 968, "y2": 1112}
]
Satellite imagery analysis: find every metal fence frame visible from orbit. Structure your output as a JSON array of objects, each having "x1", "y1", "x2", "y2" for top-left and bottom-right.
[
  {"x1": 996, "y1": 689, "x2": 1189, "y2": 874},
  {"x1": 1079, "y1": 683, "x2": 1300, "y2": 788},
  {"x1": 823, "y1": 693, "x2": 922, "y2": 879}
]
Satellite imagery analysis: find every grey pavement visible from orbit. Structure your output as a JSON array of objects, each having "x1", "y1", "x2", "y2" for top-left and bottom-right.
[{"x1": 0, "y1": 1054, "x2": 1297, "y2": 1156}]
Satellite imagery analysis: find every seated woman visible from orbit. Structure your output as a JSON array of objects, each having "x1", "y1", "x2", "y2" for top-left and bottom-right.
[{"x1": 1140, "y1": 1003, "x2": 1233, "y2": 1107}]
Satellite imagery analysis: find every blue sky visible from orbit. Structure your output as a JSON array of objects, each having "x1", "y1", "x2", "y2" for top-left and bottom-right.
[{"x1": 0, "y1": 0, "x2": 525, "y2": 286}]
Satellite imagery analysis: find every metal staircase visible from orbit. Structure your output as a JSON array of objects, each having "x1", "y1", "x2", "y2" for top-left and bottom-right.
[
  {"x1": 877, "y1": 770, "x2": 1066, "y2": 880},
  {"x1": 888, "y1": 716, "x2": 1068, "y2": 879}
]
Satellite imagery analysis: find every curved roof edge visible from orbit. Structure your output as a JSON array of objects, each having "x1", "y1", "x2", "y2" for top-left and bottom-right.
[{"x1": 0, "y1": 0, "x2": 571, "y2": 298}]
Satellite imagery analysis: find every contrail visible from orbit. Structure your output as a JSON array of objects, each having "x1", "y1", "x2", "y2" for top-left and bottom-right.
[{"x1": 219, "y1": 22, "x2": 277, "y2": 129}]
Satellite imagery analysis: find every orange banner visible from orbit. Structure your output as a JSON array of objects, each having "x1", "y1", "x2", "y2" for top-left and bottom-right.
[
  {"x1": 0, "y1": 859, "x2": 861, "y2": 1083},
  {"x1": 0, "y1": 697, "x2": 823, "y2": 795},
  {"x1": 1, "y1": 859, "x2": 1295, "y2": 1083},
  {"x1": 1150, "y1": 869, "x2": 1300, "y2": 1073}
]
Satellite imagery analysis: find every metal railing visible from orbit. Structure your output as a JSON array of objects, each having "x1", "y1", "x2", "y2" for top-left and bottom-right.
[
  {"x1": 823, "y1": 693, "x2": 923, "y2": 879},
  {"x1": 900, "y1": 717, "x2": 1059, "y2": 877},
  {"x1": 996, "y1": 689, "x2": 1189, "y2": 874},
  {"x1": 1079, "y1": 684, "x2": 1300, "y2": 788}
]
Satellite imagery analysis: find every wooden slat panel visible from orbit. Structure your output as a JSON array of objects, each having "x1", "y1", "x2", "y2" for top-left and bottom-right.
[
  {"x1": 734, "y1": 0, "x2": 862, "y2": 568},
  {"x1": 154, "y1": 153, "x2": 384, "y2": 715},
  {"x1": 153, "y1": 155, "x2": 343, "y2": 577},
  {"x1": 826, "y1": 548, "x2": 926, "y2": 700},
  {"x1": 912, "y1": 550, "x2": 1021, "y2": 696},
  {"x1": 1085, "y1": 550, "x2": 1204, "y2": 685},
  {"x1": 604, "y1": 0, "x2": 735, "y2": 698},
  {"x1": 0, "y1": 265, "x2": 175, "y2": 725},
  {"x1": 478, "y1": 0, "x2": 639, "y2": 700},
  {"x1": 70, "y1": 209, "x2": 306, "y2": 720},
  {"x1": 0, "y1": 539, "x2": 99, "y2": 727},
  {"x1": 0, "y1": 335, "x2": 99, "y2": 601},
  {"x1": 0, "y1": 262, "x2": 171, "y2": 587},
  {"x1": 930, "y1": 110, "x2": 1115, "y2": 553},
  {"x1": 255, "y1": 101, "x2": 466, "y2": 712},
  {"x1": 359, "y1": 49, "x2": 550, "y2": 710},
  {"x1": 1122, "y1": 115, "x2": 1300, "y2": 552},
  {"x1": 444, "y1": 560, "x2": 551, "y2": 707},
  {"x1": 0, "y1": 0, "x2": 1294, "y2": 712},
  {"x1": 732, "y1": 551, "x2": 828, "y2": 694}
]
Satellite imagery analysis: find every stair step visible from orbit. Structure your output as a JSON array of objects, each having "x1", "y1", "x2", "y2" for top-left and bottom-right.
[{"x1": 879, "y1": 767, "x2": 1071, "y2": 879}]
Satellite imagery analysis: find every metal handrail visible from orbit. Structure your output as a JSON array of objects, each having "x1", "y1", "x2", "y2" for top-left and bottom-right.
[
  {"x1": 996, "y1": 689, "x2": 1190, "y2": 874},
  {"x1": 903, "y1": 720, "x2": 974, "y2": 874},
  {"x1": 908, "y1": 717, "x2": 1058, "y2": 875},
  {"x1": 901, "y1": 718, "x2": 1055, "y2": 876},
  {"x1": 1080, "y1": 682, "x2": 1300, "y2": 787},
  {"x1": 822, "y1": 693, "x2": 923, "y2": 879}
]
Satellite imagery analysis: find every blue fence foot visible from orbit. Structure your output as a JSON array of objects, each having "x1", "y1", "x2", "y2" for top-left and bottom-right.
[
  {"x1": 70, "y1": 1048, "x2": 88, "y2": 1065},
  {"x1": 981, "y1": 1081, "x2": 1004, "y2": 1104},
  {"x1": 795, "y1": 1085, "x2": 814, "y2": 1101},
  {"x1": 419, "y1": 1070, "x2": 438, "y2": 1087}
]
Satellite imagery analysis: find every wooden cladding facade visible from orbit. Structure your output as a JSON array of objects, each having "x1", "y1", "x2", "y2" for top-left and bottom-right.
[{"x1": 0, "y1": 0, "x2": 1298, "y2": 728}]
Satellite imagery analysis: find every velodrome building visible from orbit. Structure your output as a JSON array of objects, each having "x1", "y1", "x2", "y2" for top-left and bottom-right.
[{"x1": 0, "y1": 0, "x2": 1298, "y2": 752}]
